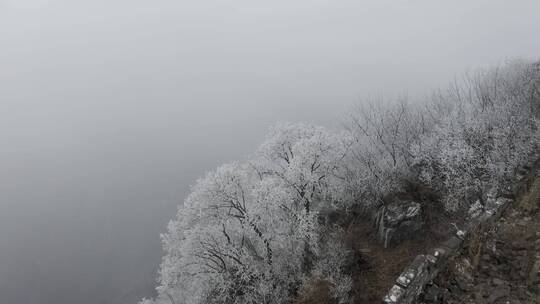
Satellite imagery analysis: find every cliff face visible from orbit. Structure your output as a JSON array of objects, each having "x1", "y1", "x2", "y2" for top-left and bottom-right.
[
  {"x1": 421, "y1": 174, "x2": 540, "y2": 304},
  {"x1": 380, "y1": 162, "x2": 540, "y2": 304}
]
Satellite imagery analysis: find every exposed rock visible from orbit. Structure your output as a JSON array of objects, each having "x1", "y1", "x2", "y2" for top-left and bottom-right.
[
  {"x1": 468, "y1": 200, "x2": 484, "y2": 218},
  {"x1": 422, "y1": 284, "x2": 441, "y2": 302},
  {"x1": 383, "y1": 285, "x2": 405, "y2": 303},
  {"x1": 486, "y1": 285, "x2": 509, "y2": 303},
  {"x1": 491, "y1": 277, "x2": 506, "y2": 286},
  {"x1": 474, "y1": 290, "x2": 486, "y2": 304},
  {"x1": 421, "y1": 191, "x2": 540, "y2": 304},
  {"x1": 384, "y1": 170, "x2": 540, "y2": 304},
  {"x1": 375, "y1": 200, "x2": 422, "y2": 248},
  {"x1": 387, "y1": 255, "x2": 434, "y2": 303}
]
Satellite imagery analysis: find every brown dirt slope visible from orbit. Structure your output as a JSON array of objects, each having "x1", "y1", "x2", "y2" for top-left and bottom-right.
[{"x1": 422, "y1": 177, "x2": 540, "y2": 304}]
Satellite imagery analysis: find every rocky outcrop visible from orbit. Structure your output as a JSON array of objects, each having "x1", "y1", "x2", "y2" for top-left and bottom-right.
[
  {"x1": 375, "y1": 200, "x2": 423, "y2": 248},
  {"x1": 382, "y1": 194, "x2": 514, "y2": 304},
  {"x1": 382, "y1": 163, "x2": 540, "y2": 304},
  {"x1": 382, "y1": 232, "x2": 468, "y2": 304},
  {"x1": 421, "y1": 177, "x2": 540, "y2": 304}
]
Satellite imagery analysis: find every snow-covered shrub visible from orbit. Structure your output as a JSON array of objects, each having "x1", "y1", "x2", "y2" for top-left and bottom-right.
[
  {"x1": 294, "y1": 229, "x2": 353, "y2": 304},
  {"x1": 309, "y1": 229, "x2": 354, "y2": 303}
]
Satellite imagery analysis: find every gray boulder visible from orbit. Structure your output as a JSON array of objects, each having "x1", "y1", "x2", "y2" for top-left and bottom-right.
[{"x1": 375, "y1": 200, "x2": 423, "y2": 248}]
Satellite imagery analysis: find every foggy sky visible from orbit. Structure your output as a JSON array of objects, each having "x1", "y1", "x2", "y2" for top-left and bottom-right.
[{"x1": 1, "y1": 1, "x2": 539, "y2": 304}]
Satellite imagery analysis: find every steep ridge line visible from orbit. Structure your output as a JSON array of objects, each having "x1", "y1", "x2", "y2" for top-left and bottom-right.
[{"x1": 382, "y1": 156, "x2": 540, "y2": 304}]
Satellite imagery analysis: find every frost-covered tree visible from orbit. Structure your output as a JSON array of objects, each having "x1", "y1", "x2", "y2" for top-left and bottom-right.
[
  {"x1": 346, "y1": 99, "x2": 429, "y2": 207},
  {"x1": 142, "y1": 60, "x2": 540, "y2": 304},
  {"x1": 255, "y1": 122, "x2": 353, "y2": 211},
  {"x1": 347, "y1": 59, "x2": 540, "y2": 212},
  {"x1": 411, "y1": 60, "x2": 540, "y2": 210},
  {"x1": 156, "y1": 163, "x2": 290, "y2": 304},
  {"x1": 145, "y1": 123, "x2": 353, "y2": 304}
]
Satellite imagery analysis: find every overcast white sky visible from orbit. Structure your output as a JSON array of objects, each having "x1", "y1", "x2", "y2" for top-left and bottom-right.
[{"x1": 0, "y1": 1, "x2": 539, "y2": 304}]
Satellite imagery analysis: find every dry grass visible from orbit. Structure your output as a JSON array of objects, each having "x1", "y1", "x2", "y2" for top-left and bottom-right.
[
  {"x1": 294, "y1": 279, "x2": 334, "y2": 304},
  {"x1": 342, "y1": 219, "x2": 437, "y2": 303},
  {"x1": 519, "y1": 177, "x2": 540, "y2": 214}
]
